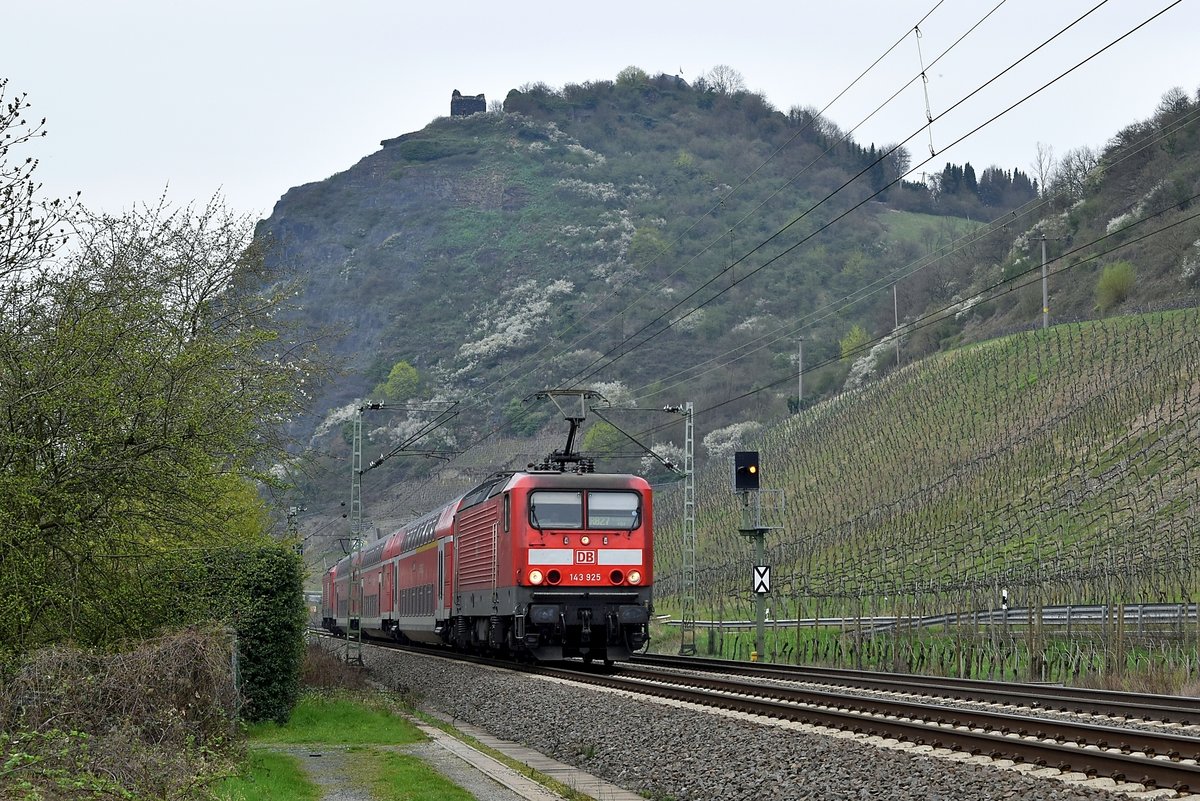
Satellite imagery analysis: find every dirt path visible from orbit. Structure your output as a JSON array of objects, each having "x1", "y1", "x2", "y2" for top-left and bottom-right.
[{"x1": 260, "y1": 742, "x2": 535, "y2": 801}]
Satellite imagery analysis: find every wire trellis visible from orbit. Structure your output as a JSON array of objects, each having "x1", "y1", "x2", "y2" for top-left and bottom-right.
[{"x1": 654, "y1": 309, "x2": 1200, "y2": 682}]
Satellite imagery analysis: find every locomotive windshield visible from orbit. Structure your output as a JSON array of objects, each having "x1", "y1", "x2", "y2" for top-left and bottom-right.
[
  {"x1": 529, "y1": 491, "x2": 582, "y2": 528},
  {"x1": 587, "y1": 491, "x2": 641, "y2": 530},
  {"x1": 528, "y1": 490, "x2": 641, "y2": 530}
]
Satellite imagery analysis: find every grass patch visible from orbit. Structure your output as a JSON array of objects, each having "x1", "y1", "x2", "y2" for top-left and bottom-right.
[
  {"x1": 878, "y1": 209, "x2": 982, "y2": 248},
  {"x1": 395, "y1": 137, "x2": 478, "y2": 162},
  {"x1": 362, "y1": 750, "x2": 478, "y2": 801},
  {"x1": 220, "y1": 692, "x2": 477, "y2": 801},
  {"x1": 227, "y1": 690, "x2": 585, "y2": 801},
  {"x1": 215, "y1": 750, "x2": 320, "y2": 801},
  {"x1": 247, "y1": 692, "x2": 425, "y2": 745}
]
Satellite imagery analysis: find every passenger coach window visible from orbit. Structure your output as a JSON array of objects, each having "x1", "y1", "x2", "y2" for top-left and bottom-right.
[
  {"x1": 529, "y1": 491, "x2": 582, "y2": 529},
  {"x1": 587, "y1": 491, "x2": 641, "y2": 530}
]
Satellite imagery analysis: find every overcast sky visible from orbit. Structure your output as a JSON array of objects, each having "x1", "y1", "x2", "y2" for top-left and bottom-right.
[{"x1": 7, "y1": 0, "x2": 1198, "y2": 219}]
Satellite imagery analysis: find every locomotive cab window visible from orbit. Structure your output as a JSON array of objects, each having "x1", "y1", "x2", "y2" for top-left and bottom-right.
[
  {"x1": 529, "y1": 491, "x2": 582, "y2": 529},
  {"x1": 587, "y1": 491, "x2": 641, "y2": 530}
]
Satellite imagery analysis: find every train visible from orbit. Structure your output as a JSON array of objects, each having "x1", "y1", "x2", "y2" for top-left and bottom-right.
[{"x1": 321, "y1": 437, "x2": 655, "y2": 664}]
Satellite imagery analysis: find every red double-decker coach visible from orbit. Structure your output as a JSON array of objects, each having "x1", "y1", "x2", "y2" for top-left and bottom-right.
[{"x1": 323, "y1": 466, "x2": 653, "y2": 664}]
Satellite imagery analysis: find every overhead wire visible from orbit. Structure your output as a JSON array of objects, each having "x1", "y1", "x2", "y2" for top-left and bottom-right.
[
  {"x1": 627, "y1": 188, "x2": 1200, "y2": 442},
  {"x1": 564, "y1": 0, "x2": 1132, "y2": 387},
  {"x1": 421, "y1": 0, "x2": 1184, "y2": 480},
  {"x1": 315, "y1": 1, "x2": 1183, "y2": 533},
  {"x1": 584, "y1": 0, "x2": 1182, "y2": 407},
  {"x1": 628, "y1": 103, "x2": 1200, "y2": 400}
]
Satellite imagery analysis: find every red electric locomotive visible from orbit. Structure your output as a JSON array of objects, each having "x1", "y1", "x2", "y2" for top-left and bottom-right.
[{"x1": 322, "y1": 401, "x2": 654, "y2": 663}]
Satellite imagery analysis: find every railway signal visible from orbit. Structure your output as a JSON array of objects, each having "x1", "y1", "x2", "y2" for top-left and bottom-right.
[
  {"x1": 732, "y1": 449, "x2": 783, "y2": 662},
  {"x1": 734, "y1": 450, "x2": 760, "y2": 491}
]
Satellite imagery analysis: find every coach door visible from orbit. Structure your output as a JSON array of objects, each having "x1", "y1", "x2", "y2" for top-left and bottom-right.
[
  {"x1": 437, "y1": 537, "x2": 447, "y2": 616},
  {"x1": 393, "y1": 563, "x2": 403, "y2": 613}
]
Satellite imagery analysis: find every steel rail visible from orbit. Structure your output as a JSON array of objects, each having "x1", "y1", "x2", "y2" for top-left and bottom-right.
[
  {"x1": 630, "y1": 653, "x2": 1200, "y2": 723},
  {"x1": 614, "y1": 667, "x2": 1200, "y2": 760},
  {"x1": 546, "y1": 664, "x2": 1200, "y2": 793},
  {"x1": 314, "y1": 633, "x2": 1200, "y2": 791}
]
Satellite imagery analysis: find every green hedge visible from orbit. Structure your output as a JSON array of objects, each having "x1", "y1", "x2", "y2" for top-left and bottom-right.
[{"x1": 183, "y1": 546, "x2": 306, "y2": 724}]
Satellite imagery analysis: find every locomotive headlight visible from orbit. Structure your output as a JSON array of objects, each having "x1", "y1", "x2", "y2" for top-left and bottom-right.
[
  {"x1": 627, "y1": 569, "x2": 643, "y2": 585},
  {"x1": 528, "y1": 569, "x2": 545, "y2": 585},
  {"x1": 580, "y1": 536, "x2": 590, "y2": 546}
]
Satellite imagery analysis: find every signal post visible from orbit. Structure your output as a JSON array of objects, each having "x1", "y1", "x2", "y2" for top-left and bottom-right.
[{"x1": 734, "y1": 451, "x2": 783, "y2": 661}]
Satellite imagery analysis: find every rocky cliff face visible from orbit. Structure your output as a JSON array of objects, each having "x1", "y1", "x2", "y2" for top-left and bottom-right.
[{"x1": 258, "y1": 112, "x2": 671, "y2": 440}]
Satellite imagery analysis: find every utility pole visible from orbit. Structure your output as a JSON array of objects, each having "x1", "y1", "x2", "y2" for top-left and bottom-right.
[
  {"x1": 286, "y1": 505, "x2": 306, "y2": 556},
  {"x1": 345, "y1": 400, "x2": 387, "y2": 665},
  {"x1": 796, "y1": 337, "x2": 804, "y2": 413},
  {"x1": 340, "y1": 399, "x2": 458, "y2": 666},
  {"x1": 893, "y1": 283, "x2": 901, "y2": 368},
  {"x1": 346, "y1": 406, "x2": 365, "y2": 665},
  {"x1": 665, "y1": 403, "x2": 696, "y2": 656},
  {"x1": 594, "y1": 399, "x2": 695, "y2": 653},
  {"x1": 1040, "y1": 235, "x2": 1050, "y2": 330}
]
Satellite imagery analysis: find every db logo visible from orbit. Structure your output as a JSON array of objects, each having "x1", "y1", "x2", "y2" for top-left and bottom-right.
[{"x1": 575, "y1": 550, "x2": 596, "y2": 564}]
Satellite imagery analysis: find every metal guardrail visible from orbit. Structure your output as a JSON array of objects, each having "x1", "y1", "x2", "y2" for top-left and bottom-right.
[
  {"x1": 875, "y1": 603, "x2": 1200, "y2": 632},
  {"x1": 664, "y1": 603, "x2": 1200, "y2": 632}
]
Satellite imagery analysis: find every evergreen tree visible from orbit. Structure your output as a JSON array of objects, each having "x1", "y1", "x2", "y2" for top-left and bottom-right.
[{"x1": 962, "y1": 163, "x2": 978, "y2": 196}]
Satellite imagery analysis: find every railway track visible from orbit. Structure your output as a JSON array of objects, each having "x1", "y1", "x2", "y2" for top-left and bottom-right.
[
  {"x1": 317, "y1": 632, "x2": 1200, "y2": 794},
  {"x1": 604, "y1": 656, "x2": 1200, "y2": 793},
  {"x1": 631, "y1": 652, "x2": 1200, "y2": 725}
]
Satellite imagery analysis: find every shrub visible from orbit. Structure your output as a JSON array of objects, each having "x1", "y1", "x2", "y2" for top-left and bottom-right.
[
  {"x1": 396, "y1": 138, "x2": 473, "y2": 162},
  {"x1": 840, "y1": 323, "x2": 870, "y2": 359},
  {"x1": 374, "y1": 359, "x2": 420, "y2": 402},
  {"x1": 1095, "y1": 260, "x2": 1136, "y2": 312},
  {"x1": 0, "y1": 629, "x2": 241, "y2": 800},
  {"x1": 174, "y1": 546, "x2": 307, "y2": 724},
  {"x1": 221, "y1": 548, "x2": 307, "y2": 724},
  {"x1": 300, "y1": 642, "x2": 370, "y2": 690}
]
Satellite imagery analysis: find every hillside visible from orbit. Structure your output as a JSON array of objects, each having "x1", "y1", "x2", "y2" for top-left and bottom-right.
[
  {"x1": 257, "y1": 71, "x2": 1031, "y2": 530},
  {"x1": 261, "y1": 71, "x2": 1200, "y2": 569},
  {"x1": 651, "y1": 308, "x2": 1199, "y2": 675},
  {"x1": 970, "y1": 87, "x2": 1200, "y2": 335},
  {"x1": 259, "y1": 79, "x2": 965, "y2": 427}
]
